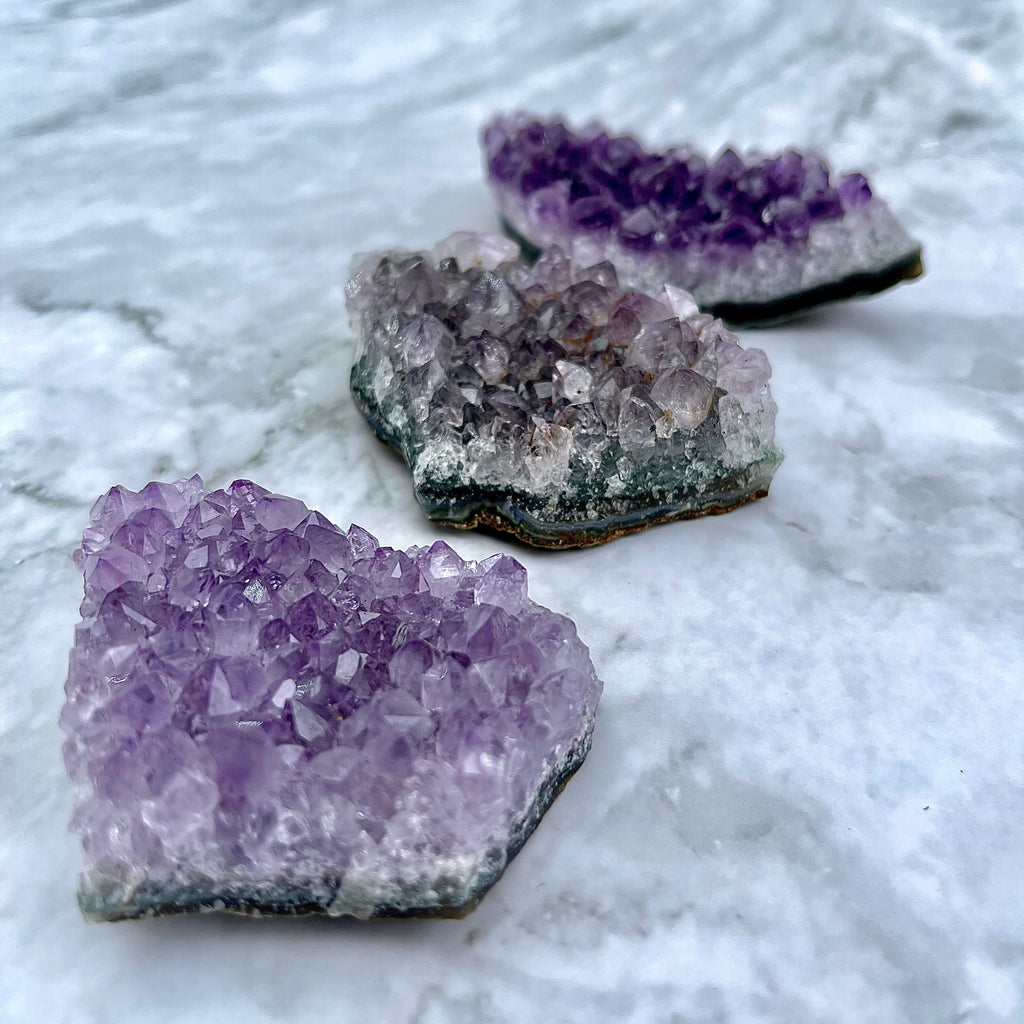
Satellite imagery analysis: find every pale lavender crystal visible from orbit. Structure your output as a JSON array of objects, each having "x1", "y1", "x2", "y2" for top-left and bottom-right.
[
  {"x1": 483, "y1": 114, "x2": 923, "y2": 323},
  {"x1": 61, "y1": 477, "x2": 602, "y2": 920},
  {"x1": 348, "y1": 233, "x2": 782, "y2": 548}
]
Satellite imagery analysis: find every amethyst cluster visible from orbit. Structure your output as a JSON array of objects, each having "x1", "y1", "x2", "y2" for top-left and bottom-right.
[
  {"x1": 61, "y1": 477, "x2": 602, "y2": 920},
  {"x1": 483, "y1": 114, "x2": 923, "y2": 324},
  {"x1": 348, "y1": 232, "x2": 782, "y2": 548}
]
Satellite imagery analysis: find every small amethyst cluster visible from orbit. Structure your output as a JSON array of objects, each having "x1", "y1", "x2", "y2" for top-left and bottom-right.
[
  {"x1": 484, "y1": 115, "x2": 922, "y2": 321},
  {"x1": 486, "y1": 117, "x2": 869, "y2": 251},
  {"x1": 348, "y1": 232, "x2": 782, "y2": 547},
  {"x1": 61, "y1": 476, "x2": 601, "y2": 920}
]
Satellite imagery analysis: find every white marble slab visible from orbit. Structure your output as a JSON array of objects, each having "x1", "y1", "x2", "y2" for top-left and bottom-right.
[{"x1": 2, "y1": 1, "x2": 1023, "y2": 1021}]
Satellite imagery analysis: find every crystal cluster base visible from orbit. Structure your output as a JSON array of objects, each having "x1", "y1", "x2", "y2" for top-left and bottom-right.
[
  {"x1": 61, "y1": 477, "x2": 602, "y2": 920},
  {"x1": 483, "y1": 114, "x2": 923, "y2": 325},
  {"x1": 348, "y1": 232, "x2": 783, "y2": 548}
]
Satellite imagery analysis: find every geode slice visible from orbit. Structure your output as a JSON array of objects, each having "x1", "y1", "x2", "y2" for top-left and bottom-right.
[
  {"x1": 482, "y1": 114, "x2": 923, "y2": 325},
  {"x1": 347, "y1": 232, "x2": 782, "y2": 548},
  {"x1": 60, "y1": 477, "x2": 602, "y2": 921}
]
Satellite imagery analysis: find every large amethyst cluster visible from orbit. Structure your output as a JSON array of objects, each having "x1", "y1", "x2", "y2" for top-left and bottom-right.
[
  {"x1": 348, "y1": 232, "x2": 782, "y2": 548},
  {"x1": 483, "y1": 114, "x2": 923, "y2": 324},
  {"x1": 61, "y1": 476, "x2": 602, "y2": 920}
]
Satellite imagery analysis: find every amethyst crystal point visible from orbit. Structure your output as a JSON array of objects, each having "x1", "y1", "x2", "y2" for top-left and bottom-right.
[
  {"x1": 347, "y1": 233, "x2": 782, "y2": 548},
  {"x1": 482, "y1": 114, "x2": 923, "y2": 325},
  {"x1": 61, "y1": 477, "x2": 602, "y2": 921}
]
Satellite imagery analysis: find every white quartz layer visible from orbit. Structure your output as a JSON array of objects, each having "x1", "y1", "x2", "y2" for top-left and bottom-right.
[
  {"x1": 493, "y1": 182, "x2": 920, "y2": 309},
  {"x1": 1, "y1": 2, "x2": 1023, "y2": 1022}
]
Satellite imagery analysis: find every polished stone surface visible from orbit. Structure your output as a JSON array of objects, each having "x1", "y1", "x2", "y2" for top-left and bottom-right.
[{"x1": 2, "y1": 1, "x2": 1023, "y2": 1022}]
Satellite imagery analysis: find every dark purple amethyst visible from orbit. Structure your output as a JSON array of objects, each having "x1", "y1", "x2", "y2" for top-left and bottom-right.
[
  {"x1": 61, "y1": 477, "x2": 602, "y2": 920},
  {"x1": 483, "y1": 115, "x2": 923, "y2": 325}
]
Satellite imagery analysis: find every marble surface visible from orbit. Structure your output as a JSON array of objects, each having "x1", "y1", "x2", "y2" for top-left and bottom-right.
[{"x1": 2, "y1": 2, "x2": 1023, "y2": 1021}]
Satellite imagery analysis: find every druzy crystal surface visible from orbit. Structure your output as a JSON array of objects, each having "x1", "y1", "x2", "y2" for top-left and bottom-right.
[
  {"x1": 60, "y1": 477, "x2": 602, "y2": 921},
  {"x1": 348, "y1": 232, "x2": 782, "y2": 548},
  {"x1": 483, "y1": 114, "x2": 923, "y2": 324}
]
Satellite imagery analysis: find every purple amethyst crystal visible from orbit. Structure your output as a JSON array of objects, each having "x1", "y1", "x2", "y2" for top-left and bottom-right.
[
  {"x1": 348, "y1": 232, "x2": 782, "y2": 548},
  {"x1": 61, "y1": 477, "x2": 602, "y2": 921},
  {"x1": 483, "y1": 115, "x2": 923, "y2": 325}
]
